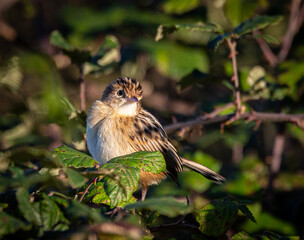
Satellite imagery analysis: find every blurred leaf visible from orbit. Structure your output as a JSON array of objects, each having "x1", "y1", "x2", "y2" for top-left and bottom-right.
[
  {"x1": 252, "y1": 34, "x2": 279, "y2": 45},
  {"x1": 65, "y1": 199, "x2": 104, "y2": 223},
  {"x1": 136, "y1": 39, "x2": 209, "y2": 79},
  {"x1": 102, "y1": 163, "x2": 140, "y2": 208},
  {"x1": 238, "y1": 204, "x2": 257, "y2": 223},
  {"x1": 232, "y1": 231, "x2": 255, "y2": 240},
  {"x1": 65, "y1": 168, "x2": 87, "y2": 188},
  {"x1": 50, "y1": 30, "x2": 74, "y2": 51},
  {"x1": 155, "y1": 23, "x2": 223, "y2": 41},
  {"x1": 180, "y1": 151, "x2": 222, "y2": 192},
  {"x1": 91, "y1": 35, "x2": 120, "y2": 67},
  {"x1": 207, "y1": 33, "x2": 230, "y2": 50},
  {"x1": 196, "y1": 199, "x2": 239, "y2": 236},
  {"x1": 278, "y1": 61, "x2": 304, "y2": 100},
  {"x1": 234, "y1": 15, "x2": 283, "y2": 37},
  {"x1": 225, "y1": 0, "x2": 259, "y2": 26},
  {"x1": 50, "y1": 30, "x2": 91, "y2": 65},
  {"x1": 62, "y1": 6, "x2": 176, "y2": 35},
  {"x1": 109, "y1": 151, "x2": 166, "y2": 174},
  {"x1": 125, "y1": 196, "x2": 190, "y2": 217},
  {"x1": 0, "y1": 56, "x2": 22, "y2": 92},
  {"x1": 0, "y1": 212, "x2": 30, "y2": 238},
  {"x1": 162, "y1": 0, "x2": 200, "y2": 15},
  {"x1": 178, "y1": 69, "x2": 223, "y2": 89},
  {"x1": 16, "y1": 188, "x2": 41, "y2": 225},
  {"x1": 242, "y1": 211, "x2": 296, "y2": 235},
  {"x1": 39, "y1": 194, "x2": 69, "y2": 231},
  {"x1": 54, "y1": 145, "x2": 99, "y2": 168}
]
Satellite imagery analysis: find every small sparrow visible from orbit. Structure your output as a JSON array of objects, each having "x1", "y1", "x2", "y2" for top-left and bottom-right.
[{"x1": 86, "y1": 77, "x2": 225, "y2": 201}]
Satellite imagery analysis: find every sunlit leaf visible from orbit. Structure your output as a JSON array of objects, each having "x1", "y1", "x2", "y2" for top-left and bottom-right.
[
  {"x1": 102, "y1": 163, "x2": 140, "y2": 208},
  {"x1": 156, "y1": 23, "x2": 223, "y2": 41},
  {"x1": 125, "y1": 196, "x2": 190, "y2": 217},
  {"x1": 109, "y1": 151, "x2": 166, "y2": 174},
  {"x1": 54, "y1": 145, "x2": 99, "y2": 168}
]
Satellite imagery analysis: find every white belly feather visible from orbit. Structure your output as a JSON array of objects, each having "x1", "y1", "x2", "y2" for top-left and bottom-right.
[{"x1": 86, "y1": 115, "x2": 134, "y2": 165}]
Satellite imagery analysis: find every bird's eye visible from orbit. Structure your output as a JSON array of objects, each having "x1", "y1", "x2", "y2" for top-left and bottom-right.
[{"x1": 116, "y1": 89, "x2": 124, "y2": 97}]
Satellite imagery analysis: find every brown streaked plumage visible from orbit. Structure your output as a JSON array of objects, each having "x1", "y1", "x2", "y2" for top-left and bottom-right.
[{"x1": 86, "y1": 77, "x2": 225, "y2": 201}]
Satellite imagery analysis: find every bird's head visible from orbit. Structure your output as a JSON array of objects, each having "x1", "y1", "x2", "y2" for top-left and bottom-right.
[{"x1": 101, "y1": 77, "x2": 143, "y2": 116}]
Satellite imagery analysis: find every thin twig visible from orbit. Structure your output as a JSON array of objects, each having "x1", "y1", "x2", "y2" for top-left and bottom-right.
[
  {"x1": 164, "y1": 111, "x2": 304, "y2": 134},
  {"x1": 79, "y1": 64, "x2": 86, "y2": 111},
  {"x1": 79, "y1": 177, "x2": 96, "y2": 202},
  {"x1": 226, "y1": 38, "x2": 242, "y2": 118},
  {"x1": 253, "y1": 31, "x2": 278, "y2": 67},
  {"x1": 278, "y1": 0, "x2": 302, "y2": 62}
]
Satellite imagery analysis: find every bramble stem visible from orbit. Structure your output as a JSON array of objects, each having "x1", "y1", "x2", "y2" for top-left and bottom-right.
[{"x1": 226, "y1": 38, "x2": 242, "y2": 118}]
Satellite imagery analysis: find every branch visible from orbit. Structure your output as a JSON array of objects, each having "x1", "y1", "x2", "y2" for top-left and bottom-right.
[
  {"x1": 278, "y1": 0, "x2": 302, "y2": 62},
  {"x1": 164, "y1": 111, "x2": 304, "y2": 134},
  {"x1": 226, "y1": 38, "x2": 242, "y2": 118},
  {"x1": 253, "y1": 31, "x2": 278, "y2": 67}
]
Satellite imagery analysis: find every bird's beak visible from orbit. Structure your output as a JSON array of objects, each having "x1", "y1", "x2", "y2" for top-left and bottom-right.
[{"x1": 127, "y1": 97, "x2": 138, "y2": 103}]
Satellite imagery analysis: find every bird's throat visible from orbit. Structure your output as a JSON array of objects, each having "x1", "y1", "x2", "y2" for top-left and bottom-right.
[{"x1": 115, "y1": 102, "x2": 138, "y2": 116}]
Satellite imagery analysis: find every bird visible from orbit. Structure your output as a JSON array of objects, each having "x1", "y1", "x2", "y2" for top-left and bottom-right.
[{"x1": 86, "y1": 77, "x2": 225, "y2": 201}]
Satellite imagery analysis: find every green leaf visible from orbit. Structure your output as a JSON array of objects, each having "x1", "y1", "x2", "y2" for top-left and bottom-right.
[
  {"x1": 196, "y1": 199, "x2": 239, "y2": 236},
  {"x1": 101, "y1": 163, "x2": 140, "y2": 208},
  {"x1": 162, "y1": 0, "x2": 200, "y2": 15},
  {"x1": 91, "y1": 35, "x2": 120, "y2": 64},
  {"x1": 234, "y1": 15, "x2": 283, "y2": 37},
  {"x1": 50, "y1": 30, "x2": 91, "y2": 65},
  {"x1": 232, "y1": 231, "x2": 256, "y2": 240},
  {"x1": 238, "y1": 204, "x2": 257, "y2": 223},
  {"x1": 54, "y1": 145, "x2": 99, "y2": 168},
  {"x1": 207, "y1": 33, "x2": 230, "y2": 50},
  {"x1": 16, "y1": 188, "x2": 41, "y2": 225},
  {"x1": 50, "y1": 30, "x2": 75, "y2": 51},
  {"x1": 252, "y1": 34, "x2": 279, "y2": 45},
  {"x1": 39, "y1": 194, "x2": 69, "y2": 231},
  {"x1": 155, "y1": 23, "x2": 223, "y2": 41},
  {"x1": 180, "y1": 151, "x2": 222, "y2": 192},
  {"x1": 65, "y1": 199, "x2": 104, "y2": 223},
  {"x1": 65, "y1": 168, "x2": 87, "y2": 188},
  {"x1": 224, "y1": 0, "x2": 259, "y2": 26},
  {"x1": 85, "y1": 181, "x2": 137, "y2": 207},
  {"x1": 125, "y1": 196, "x2": 190, "y2": 217},
  {"x1": 0, "y1": 212, "x2": 30, "y2": 238},
  {"x1": 108, "y1": 151, "x2": 166, "y2": 174},
  {"x1": 136, "y1": 39, "x2": 209, "y2": 79}
]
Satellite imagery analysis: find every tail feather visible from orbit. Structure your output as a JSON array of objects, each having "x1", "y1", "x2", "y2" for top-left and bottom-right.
[{"x1": 181, "y1": 157, "x2": 225, "y2": 184}]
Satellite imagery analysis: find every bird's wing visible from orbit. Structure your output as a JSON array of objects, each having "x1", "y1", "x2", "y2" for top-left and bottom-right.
[{"x1": 127, "y1": 108, "x2": 183, "y2": 182}]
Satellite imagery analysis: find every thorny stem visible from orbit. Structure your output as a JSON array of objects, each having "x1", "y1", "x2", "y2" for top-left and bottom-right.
[
  {"x1": 164, "y1": 111, "x2": 304, "y2": 134},
  {"x1": 79, "y1": 64, "x2": 86, "y2": 112},
  {"x1": 79, "y1": 177, "x2": 96, "y2": 202},
  {"x1": 226, "y1": 38, "x2": 242, "y2": 118}
]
